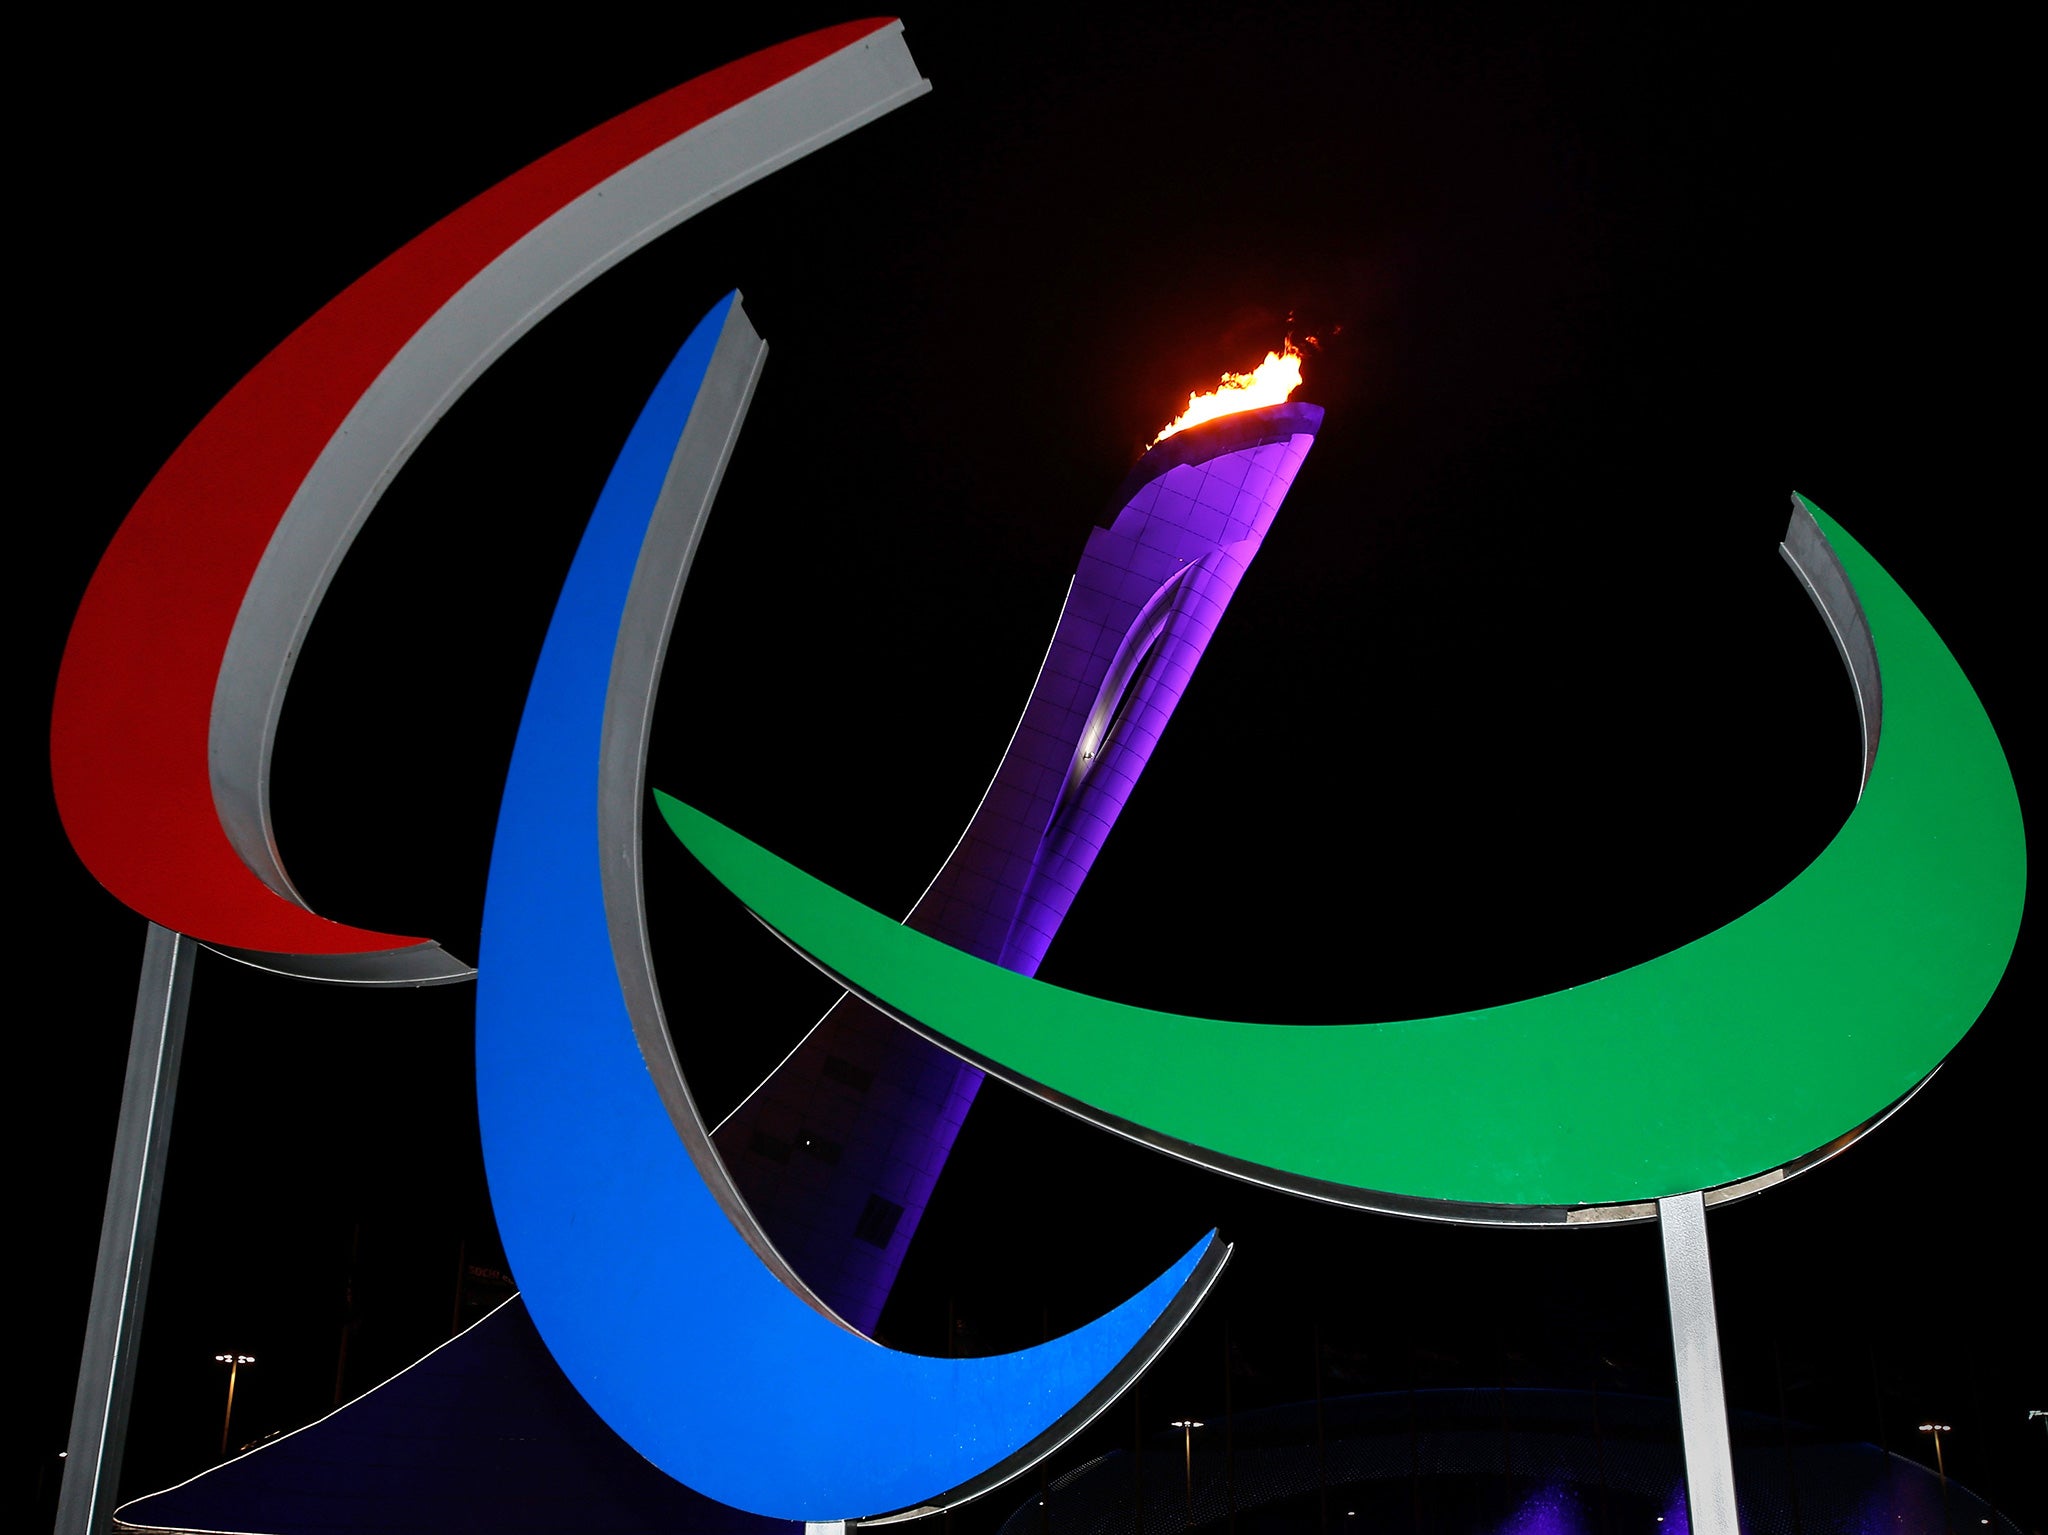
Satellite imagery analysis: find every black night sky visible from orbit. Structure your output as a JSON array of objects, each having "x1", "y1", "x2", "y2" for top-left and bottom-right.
[{"x1": 23, "y1": 7, "x2": 2039, "y2": 1530}]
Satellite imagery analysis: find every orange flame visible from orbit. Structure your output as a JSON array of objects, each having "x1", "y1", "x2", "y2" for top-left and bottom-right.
[{"x1": 1151, "y1": 340, "x2": 1305, "y2": 445}]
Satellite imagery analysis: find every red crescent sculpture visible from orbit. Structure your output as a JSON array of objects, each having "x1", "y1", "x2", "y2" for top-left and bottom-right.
[{"x1": 50, "y1": 18, "x2": 926, "y2": 983}]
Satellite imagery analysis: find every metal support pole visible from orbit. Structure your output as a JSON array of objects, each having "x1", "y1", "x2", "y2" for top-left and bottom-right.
[
  {"x1": 220, "y1": 1358, "x2": 241, "y2": 1455},
  {"x1": 1183, "y1": 1425, "x2": 1194, "y2": 1524},
  {"x1": 57, "y1": 923, "x2": 196, "y2": 1535},
  {"x1": 1659, "y1": 1191, "x2": 1740, "y2": 1535},
  {"x1": 806, "y1": 1523, "x2": 849, "y2": 1535}
]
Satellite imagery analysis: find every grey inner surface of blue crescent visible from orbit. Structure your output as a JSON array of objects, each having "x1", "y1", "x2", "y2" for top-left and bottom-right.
[{"x1": 591, "y1": 301, "x2": 841, "y2": 1322}]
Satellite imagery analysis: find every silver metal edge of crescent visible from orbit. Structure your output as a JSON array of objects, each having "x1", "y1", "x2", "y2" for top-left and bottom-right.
[
  {"x1": 591, "y1": 297, "x2": 853, "y2": 1329},
  {"x1": 204, "y1": 25, "x2": 931, "y2": 984},
  {"x1": 200, "y1": 940, "x2": 478, "y2": 987}
]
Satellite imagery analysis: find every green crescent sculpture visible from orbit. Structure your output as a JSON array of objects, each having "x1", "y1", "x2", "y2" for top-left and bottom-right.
[{"x1": 656, "y1": 497, "x2": 2023, "y2": 1217}]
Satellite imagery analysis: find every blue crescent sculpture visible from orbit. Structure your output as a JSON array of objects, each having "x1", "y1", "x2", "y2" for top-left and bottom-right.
[{"x1": 475, "y1": 292, "x2": 1226, "y2": 1523}]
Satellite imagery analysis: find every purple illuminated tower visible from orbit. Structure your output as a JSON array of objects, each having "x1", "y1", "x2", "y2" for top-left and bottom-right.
[{"x1": 716, "y1": 400, "x2": 1324, "y2": 1331}]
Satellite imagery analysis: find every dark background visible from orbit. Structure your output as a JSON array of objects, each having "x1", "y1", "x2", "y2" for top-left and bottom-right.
[{"x1": 21, "y1": 6, "x2": 2038, "y2": 1529}]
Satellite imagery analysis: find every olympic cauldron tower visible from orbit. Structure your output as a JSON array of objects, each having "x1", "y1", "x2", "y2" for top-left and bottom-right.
[{"x1": 719, "y1": 399, "x2": 1324, "y2": 1331}]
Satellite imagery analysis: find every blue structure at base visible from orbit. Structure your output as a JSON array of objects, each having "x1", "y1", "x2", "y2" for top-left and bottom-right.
[{"x1": 117, "y1": 1301, "x2": 793, "y2": 1535}]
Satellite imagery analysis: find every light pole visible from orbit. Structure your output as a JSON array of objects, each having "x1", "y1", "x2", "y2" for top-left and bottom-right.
[
  {"x1": 1916, "y1": 1422, "x2": 1951, "y2": 1482},
  {"x1": 215, "y1": 1354, "x2": 255, "y2": 1455},
  {"x1": 1169, "y1": 1420, "x2": 1203, "y2": 1527},
  {"x1": 1917, "y1": 1422, "x2": 1953, "y2": 1534}
]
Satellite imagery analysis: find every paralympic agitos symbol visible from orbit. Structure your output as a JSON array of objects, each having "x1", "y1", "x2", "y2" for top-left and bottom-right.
[{"x1": 51, "y1": 15, "x2": 2024, "y2": 1531}]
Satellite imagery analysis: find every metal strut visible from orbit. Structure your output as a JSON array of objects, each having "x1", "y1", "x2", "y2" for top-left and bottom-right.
[
  {"x1": 57, "y1": 923, "x2": 196, "y2": 1535},
  {"x1": 1660, "y1": 1190, "x2": 1741, "y2": 1534}
]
